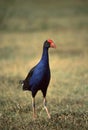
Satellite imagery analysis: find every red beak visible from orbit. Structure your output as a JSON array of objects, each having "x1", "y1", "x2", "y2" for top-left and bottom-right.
[{"x1": 50, "y1": 42, "x2": 56, "y2": 48}]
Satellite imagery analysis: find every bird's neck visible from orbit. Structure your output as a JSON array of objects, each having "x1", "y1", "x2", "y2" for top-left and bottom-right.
[{"x1": 41, "y1": 47, "x2": 49, "y2": 64}]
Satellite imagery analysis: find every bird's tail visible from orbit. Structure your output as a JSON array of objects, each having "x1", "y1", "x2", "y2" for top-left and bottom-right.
[{"x1": 19, "y1": 80, "x2": 24, "y2": 85}]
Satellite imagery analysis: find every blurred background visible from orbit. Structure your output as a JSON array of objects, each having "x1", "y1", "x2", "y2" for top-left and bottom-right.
[
  {"x1": 0, "y1": 0, "x2": 88, "y2": 129},
  {"x1": 0, "y1": 0, "x2": 88, "y2": 32}
]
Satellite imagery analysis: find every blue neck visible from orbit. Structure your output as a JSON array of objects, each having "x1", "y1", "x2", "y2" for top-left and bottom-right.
[{"x1": 41, "y1": 47, "x2": 49, "y2": 65}]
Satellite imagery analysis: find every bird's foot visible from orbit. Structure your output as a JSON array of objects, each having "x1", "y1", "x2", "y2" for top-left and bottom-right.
[
  {"x1": 48, "y1": 114, "x2": 51, "y2": 119},
  {"x1": 33, "y1": 114, "x2": 37, "y2": 120}
]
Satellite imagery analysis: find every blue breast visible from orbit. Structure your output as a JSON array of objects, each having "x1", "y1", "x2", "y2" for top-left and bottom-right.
[
  {"x1": 29, "y1": 47, "x2": 50, "y2": 92},
  {"x1": 29, "y1": 61, "x2": 50, "y2": 91}
]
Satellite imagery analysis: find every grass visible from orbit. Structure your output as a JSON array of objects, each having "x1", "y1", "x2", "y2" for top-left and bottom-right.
[{"x1": 0, "y1": 0, "x2": 88, "y2": 130}]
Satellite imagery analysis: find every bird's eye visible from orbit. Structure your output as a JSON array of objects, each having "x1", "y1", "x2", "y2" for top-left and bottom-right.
[{"x1": 45, "y1": 42, "x2": 50, "y2": 48}]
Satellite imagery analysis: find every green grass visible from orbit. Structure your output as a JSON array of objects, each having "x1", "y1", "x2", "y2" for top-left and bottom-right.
[{"x1": 0, "y1": 0, "x2": 88, "y2": 130}]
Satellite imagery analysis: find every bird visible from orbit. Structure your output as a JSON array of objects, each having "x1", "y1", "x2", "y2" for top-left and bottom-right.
[{"x1": 20, "y1": 39, "x2": 56, "y2": 119}]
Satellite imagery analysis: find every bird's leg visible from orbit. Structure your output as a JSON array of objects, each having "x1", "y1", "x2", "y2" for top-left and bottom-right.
[
  {"x1": 43, "y1": 97, "x2": 51, "y2": 119},
  {"x1": 32, "y1": 97, "x2": 36, "y2": 119}
]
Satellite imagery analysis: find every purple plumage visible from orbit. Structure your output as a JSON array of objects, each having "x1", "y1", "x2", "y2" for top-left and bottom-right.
[{"x1": 20, "y1": 39, "x2": 56, "y2": 119}]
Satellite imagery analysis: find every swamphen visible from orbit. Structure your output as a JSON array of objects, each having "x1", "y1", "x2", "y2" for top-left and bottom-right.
[{"x1": 20, "y1": 39, "x2": 56, "y2": 119}]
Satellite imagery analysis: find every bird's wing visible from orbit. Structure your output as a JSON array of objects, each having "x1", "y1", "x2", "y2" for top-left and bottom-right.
[
  {"x1": 19, "y1": 65, "x2": 36, "y2": 85},
  {"x1": 20, "y1": 65, "x2": 37, "y2": 90},
  {"x1": 26, "y1": 65, "x2": 37, "y2": 80}
]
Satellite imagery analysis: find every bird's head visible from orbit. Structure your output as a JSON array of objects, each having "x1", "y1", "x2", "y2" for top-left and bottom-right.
[{"x1": 44, "y1": 39, "x2": 56, "y2": 49}]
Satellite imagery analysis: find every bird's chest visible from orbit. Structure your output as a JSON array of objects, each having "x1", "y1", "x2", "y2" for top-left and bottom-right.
[
  {"x1": 30, "y1": 64, "x2": 50, "y2": 88},
  {"x1": 40, "y1": 69, "x2": 50, "y2": 84}
]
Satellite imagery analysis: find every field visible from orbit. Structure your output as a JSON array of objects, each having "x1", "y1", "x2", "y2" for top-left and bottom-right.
[{"x1": 0, "y1": 0, "x2": 88, "y2": 130}]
